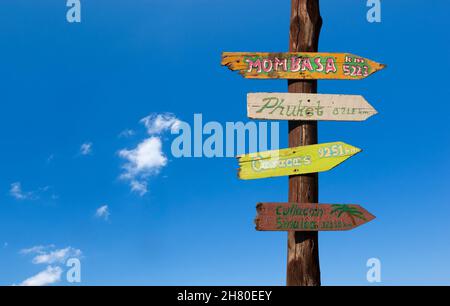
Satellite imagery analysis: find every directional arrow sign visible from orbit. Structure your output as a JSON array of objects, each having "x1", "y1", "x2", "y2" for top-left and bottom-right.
[
  {"x1": 247, "y1": 93, "x2": 377, "y2": 121},
  {"x1": 237, "y1": 142, "x2": 361, "y2": 180},
  {"x1": 255, "y1": 203, "x2": 375, "y2": 231},
  {"x1": 221, "y1": 52, "x2": 386, "y2": 80}
]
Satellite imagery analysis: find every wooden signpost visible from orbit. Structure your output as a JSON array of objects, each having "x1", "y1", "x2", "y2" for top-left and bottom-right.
[
  {"x1": 237, "y1": 142, "x2": 361, "y2": 180},
  {"x1": 255, "y1": 203, "x2": 375, "y2": 231},
  {"x1": 220, "y1": 0, "x2": 384, "y2": 286},
  {"x1": 221, "y1": 52, "x2": 385, "y2": 80},
  {"x1": 247, "y1": 93, "x2": 377, "y2": 121}
]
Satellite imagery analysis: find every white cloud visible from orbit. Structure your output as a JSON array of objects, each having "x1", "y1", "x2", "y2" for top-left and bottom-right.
[
  {"x1": 119, "y1": 137, "x2": 167, "y2": 196},
  {"x1": 33, "y1": 248, "x2": 81, "y2": 265},
  {"x1": 80, "y1": 142, "x2": 93, "y2": 155},
  {"x1": 130, "y1": 180, "x2": 148, "y2": 196},
  {"x1": 17, "y1": 245, "x2": 82, "y2": 286},
  {"x1": 119, "y1": 137, "x2": 167, "y2": 178},
  {"x1": 119, "y1": 113, "x2": 180, "y2": 196},
  {"x1": 141, "y1": 113, "x2": 181, "y2": 135},
  {"x1": 10, "y1": 182, "x2": 34, "y2": 200},
  {"x1": 21, "y1": 245, "x2": 82, "y2": 265},
  {"x1": 19, "y1": 266, "x2": 62, "y2": 286},
  {"x1": 10, "y1": 184, "x2": 57, "y2": 201},
  {"x1": 20, "y1": 245, "x2": 53, "y2": 255},
  {"x1": 95, "y1": 205, "x2": 110, "y2": 220}
]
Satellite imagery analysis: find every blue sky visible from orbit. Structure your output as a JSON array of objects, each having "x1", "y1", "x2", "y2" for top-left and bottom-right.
[{"x1": 0, "y1": 0, "x2": 449, "y2": 285}]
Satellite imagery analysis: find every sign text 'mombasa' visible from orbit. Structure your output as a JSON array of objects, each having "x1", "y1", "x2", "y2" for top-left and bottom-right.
[
  {"x1": 245, "y1": 55, "x2": 339, "y2": 74},
  {"x1": 222, "y1": 52, "x2": 385, "y2": 80}
]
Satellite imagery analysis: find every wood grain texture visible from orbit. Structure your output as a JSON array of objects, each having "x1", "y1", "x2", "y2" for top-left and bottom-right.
[
  {"x1": 255, "y1": 203, "x2": 375, "y2": 231},
  {"x1": 287, "y1": 0, "x2": 322, "y2": 287},
  {"x1": 237, "y1": 142, "x2": 361, "y2": 180},
  {"x1": 247, "y1": 93, "x2": 377, "y2": 121},
  {"x1": 221, "y1": 52, "x2": 385, "y2": 80}
]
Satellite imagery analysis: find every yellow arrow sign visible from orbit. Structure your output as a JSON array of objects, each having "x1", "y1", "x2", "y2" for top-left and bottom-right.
[
  {"x1": 222, "y1": 52, "x2": 386, "y2": 80},
  {"x1": 238, "y1": 142, "x2": 361, "y2": 180}
]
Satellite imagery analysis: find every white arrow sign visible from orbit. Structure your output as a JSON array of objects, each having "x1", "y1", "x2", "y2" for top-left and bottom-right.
[{"x1": 247, "y1": 93, "x2": 378, "y2": 121}]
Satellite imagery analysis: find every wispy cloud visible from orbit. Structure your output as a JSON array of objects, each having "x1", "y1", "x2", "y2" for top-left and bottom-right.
[
  {"x1": 21, "y1": 245, "x2": 82, "y2": 265},
  {"x1": 10, "y1": 183, "x2": 57, "y2": 201},
  {"x1": 10, "y1": 182, "x2": 34, "y2": 200},
  {"x1": 141, "y1": 113, "x2": 181, "y2": 135},
  {"x1": 80, "y1": 142, "x2": 93, "y2": 156},
  {"x1": 119, "y1": 129, "x2": 135, "y2": 138},
  {"x1": 46, "y1": 154, "x2": 55, "y2": 164},
  {"x1": 119, "y1": 113, "x2": 179, "y2": 196},
  {"x1": 33, "y1": 247, "x2": 81, "y2": 265},
  {"x1": 95, "y1": 205, "x2": 110, "y2": 220},
  {"x1": 17, "y1": 245, "x2": 82, "y2": 286},
  {"x1": 20, "y1": 245, "x2": 54, "y2": 255},
  {"x1": 19, "y1": 266, "x2": 62, "y2": 286},
  {"x1": 130, "y1": 180, "x2": 148, "y2": 196}
]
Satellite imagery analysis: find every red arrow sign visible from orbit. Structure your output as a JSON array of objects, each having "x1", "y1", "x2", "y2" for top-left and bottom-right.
[{"x1": 255, "y1": 203, "x2": 375, "y2": 231}]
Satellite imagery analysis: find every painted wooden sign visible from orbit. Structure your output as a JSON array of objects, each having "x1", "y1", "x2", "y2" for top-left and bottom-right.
[
  {"x1": 237, "y1": 142, "x2": 361, "y2": 180},
  {"x1": 255, "y1": 203, "x2": 375, "y2": 231},
  {"x1": 221, "y1": 52, "x2": 385, "y2": 80},
  {"x1": 247, "y1": 93, "x2": 377, "y2": 121}
]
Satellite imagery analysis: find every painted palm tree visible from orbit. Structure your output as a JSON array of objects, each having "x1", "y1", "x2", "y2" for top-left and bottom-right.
[{"x1": 330, "y1": 205, "x2": 367, "y2": 225}]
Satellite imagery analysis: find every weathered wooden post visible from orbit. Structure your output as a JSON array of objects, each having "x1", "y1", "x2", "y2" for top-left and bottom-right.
[{"x1": 287, "y1": 0, "x2": 322, "y2": 286}]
